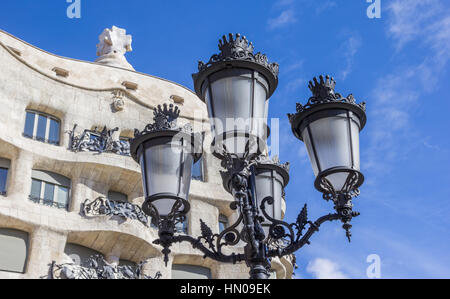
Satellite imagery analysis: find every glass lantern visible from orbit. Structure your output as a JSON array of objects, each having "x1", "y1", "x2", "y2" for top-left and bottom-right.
[
  {"x1": 130, "y1": 104, "x2": 202, "y2": 219},
  {"x1": 289, "y1": 75, "x2": 366, "y2": 195},
  {"x1": 193, "y1": 33, "x2": 278, "y2": 159}
]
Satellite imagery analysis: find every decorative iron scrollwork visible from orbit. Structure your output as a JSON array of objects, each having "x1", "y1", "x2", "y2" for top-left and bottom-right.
[
  {"x1": 132, "y1": 103, "x2": 196, "y2": 140},
  {"x1": 197, "y1": 33, "x2": 279, "y2": 79},
  {"x1": 68, "y1": 124, "x2": 130, "y2": 156},
  {"x1": 83, "y1": 197, "x2": 150, "y2": 227},
  {"x1": 288, "y1": 75, "x2": 366, "y2": 121},
  {"x1": 50, "y1": 255, "x2": 162, "y2": 280}
]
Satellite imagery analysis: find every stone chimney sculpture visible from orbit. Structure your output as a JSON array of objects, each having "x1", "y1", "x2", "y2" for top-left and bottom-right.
[{"x1": 95, "y1": 26, "x2": 134, "y2": 70}]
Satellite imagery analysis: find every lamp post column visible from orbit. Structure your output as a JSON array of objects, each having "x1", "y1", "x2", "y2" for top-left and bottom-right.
[{"x1": 229, "y1": 165, "x2": 269, "y2": 279}]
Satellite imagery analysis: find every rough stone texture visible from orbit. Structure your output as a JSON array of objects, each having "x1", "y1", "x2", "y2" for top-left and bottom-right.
[{"x1": 0, "y1": 28, "x2": 292, "y2": 279}]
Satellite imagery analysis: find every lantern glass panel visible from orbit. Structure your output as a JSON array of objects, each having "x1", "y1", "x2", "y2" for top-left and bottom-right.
[
  {"x1": 350, "y1": 115, "x2": 361, "y2": 170},
  {"x1": 305, "y1": 112, "x2": 351, "y2": 173},
  {"x1": 301, "y1": 110, "x2": 361, "y2": 192},
  {"x1": 254, "y1": 169, "x2": 284, "y2": 222},
  {"x1": 203, "y1": 68, "x2": 269, "y2": 156},
  {"x1": 140, "y1": 137, "x2": 193, "y2": 217}
]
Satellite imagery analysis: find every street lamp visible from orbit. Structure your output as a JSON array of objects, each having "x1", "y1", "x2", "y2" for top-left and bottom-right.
[
  {"x1": 130, "y1": 103, "x2": 203, "y2": 264},
  {"x1": 130, "y1": 33, "x2": 367, "y2": 279},
  {"x1": 251, "y1": 157, "x2": 290, "y2": 239},
  {"x1": 192, "y1": 33, "x2": 278, "y2": 159},
  {"x1": 288, "y1": 75, "x2": 367, "y2": 240}
]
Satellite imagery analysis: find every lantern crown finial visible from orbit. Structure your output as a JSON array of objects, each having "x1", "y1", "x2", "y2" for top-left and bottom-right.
[
  {"x1": 195, "y1": 33, "x2": 279, "y2": 81},
  {"x1": 153, "y1": 103, "x2": 180, "y2": 125},
  {"x1": 132, "y1": 103, "x2": 191, "y2": 141},
  {"x1": 308, "y1": 75, "x2": 337, "y2": 100},
  {"x1": 288, "y1": 75, "x2": 367, "y2": 124},
  {"x1": 218, "y1": 33, "x2": 255, "y2": 57}
]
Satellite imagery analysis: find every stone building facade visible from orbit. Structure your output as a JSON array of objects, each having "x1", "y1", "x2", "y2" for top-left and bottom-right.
[{"x1": 0, "y1": 27, "x2": 293, "y2": 279}]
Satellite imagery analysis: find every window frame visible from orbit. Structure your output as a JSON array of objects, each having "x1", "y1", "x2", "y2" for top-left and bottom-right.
[
  {"x1": 23, "y1": 110, "x2": 61, "y2": 146},
  {"x1": 107, "y1": 190, "x2": 129, "y2": 209},
  {"x1": 0, "y1": 228, "x2": 29, "y2": 274},
  {"x1": 219, "y1": 214, "x2": 228, "y2": 233},
  {"x1": 0, "y1": 158, "x2": 11, "y2": 196},
  {"x1": 29, "y1": 170, "x2": 71, "y2": 210},
  {"x1": 175, "y1": 217, "x2": 188, "y2": 234},
  {"x1": 192, "y1": 156, "x2": 204, "y2": 182},
  {"x1": 0, "y1": 168, "x2": 8, "y2": 196},
  {"x1": 172, "y1": 264, "x2": 212, "y2": 279}
]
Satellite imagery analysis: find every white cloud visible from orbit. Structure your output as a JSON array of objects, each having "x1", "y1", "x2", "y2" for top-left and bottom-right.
[
  {"x1": 387, "y1": 0, "x2": 450, "y2": 63},
  {"x1": 285, "y1": 77, "x2": 305, "y2": 92},
  {"x1": 274, "y1": 0, "x2": 294, "y2": 7},
  {"x1": 307, "y1": 258, "x2": 348, "y2": 279},
  {"x1": 339, "y1": 34, "x2": 362, "y2": 80},
  {"x1": 315, "y1": 1, "x2": 337, "y2": 14},
  {"x1": 365, "y1": 0, "x2": 450, "y2": 172},
  {"x1": 268, "y1": 10, "x2": 297, "y2": 30},
  {"x1": 282, "y1": 60, "x2": 304, "y2": 74}
]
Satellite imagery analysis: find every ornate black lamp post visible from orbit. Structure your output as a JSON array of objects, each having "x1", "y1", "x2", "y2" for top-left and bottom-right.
[{"x1": 130, "y1": 34, "x2": 367, "y2": 279}]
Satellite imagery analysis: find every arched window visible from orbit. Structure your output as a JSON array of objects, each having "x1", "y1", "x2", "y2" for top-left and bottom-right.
[
  {"x1": 64, "y1": 243, "x2": 101, "y2": 267},
  {"x1": 0, "y1": 158, "x2": 10, "y2": 196},
  {"x1": 23, "y1": 110, "x2": 61, "y2": 145},
  {"x1": 219, "y1": 214, "x2": 228, "y2": 233},
  {"x1": 0, "y1": 228, "x2": 29, "y2": 274},
  {"x1": 192, "y1": 157, "x2": 204, "y2": 182},
  {"x1": 29, "y1": 170, "x2": 71, "y2": 210},
  {"x1": 172, "y1": 264, "x2": 212, "y2": 279}
]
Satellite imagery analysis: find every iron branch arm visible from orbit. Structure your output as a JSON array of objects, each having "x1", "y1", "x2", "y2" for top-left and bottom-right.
[
  {"x1": 167, "y1": 234, "x2": 246, "y2": 264},
  {"x1": 269, "y1": 213, "x2": 340, "y2": 258}
]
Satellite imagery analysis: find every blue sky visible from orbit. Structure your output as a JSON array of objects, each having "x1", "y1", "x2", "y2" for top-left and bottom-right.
[{"x1": 1, "y1": 0, "x2": 449, "y2": 278}]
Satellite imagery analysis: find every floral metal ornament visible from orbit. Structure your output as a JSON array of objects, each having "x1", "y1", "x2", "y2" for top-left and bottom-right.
[
  {"x1": 83, "y1": 197, "x2": 150, "y2": 227},
  {"x1": 50, "y1": 255, "x2": 161, "y2": 280},
  {"x1": 288, "y1": 75, "x2": 366, "y2": 118},
  {"x1": 68, "y1": 125, "x2": 130, "y2": 156},
  {"x1": 132, "y1": 103, "x2": 198, "y2": 141},
  {"x1": 193, "y1": 33, "x2": 279, "y2": 99},
  {"x1": 197, "y1": 33, "x2": 279, "y2": 78}
]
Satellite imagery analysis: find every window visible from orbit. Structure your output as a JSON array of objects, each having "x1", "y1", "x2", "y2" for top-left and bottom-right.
[
  {"x1": 0, "y1": 228, "x2": 29, "y2": 274},
  {"x1": 107, "y1": 191, "x2": 128, "y2": 209},
  {"x1": 0, "y1": 158, "x2": 10, "y2": 196},
  {"x1": 175, "y1": 217, "x2": 188, "y2": 234},
  {"x1": 23, "y1": 110, "x2": 60, "y2": 145},
  {"x1": 192, "y1": 157, "x2": 204, "y2": 181},
  {"x1": 64, "y1": 243, "x2": 101, "y2": 267},
  {"x1": 107, "y1": 191, "x2": 128, "y2": 203},
  {"x1": 172, "y1": 264, "x2": 212, "y2": 279},
  {"x1": 29, "y1": 170, "x2": 71, "y2": 210},
  {"x1": 119, "y1": 259, "x2": 137, "y2": 268},
  {"x1": 219, "y1": 214, "x2": 228, "y2": 233},
  {"x1": 119, "y1": 137, "x2": 130, "y2": 148}
]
